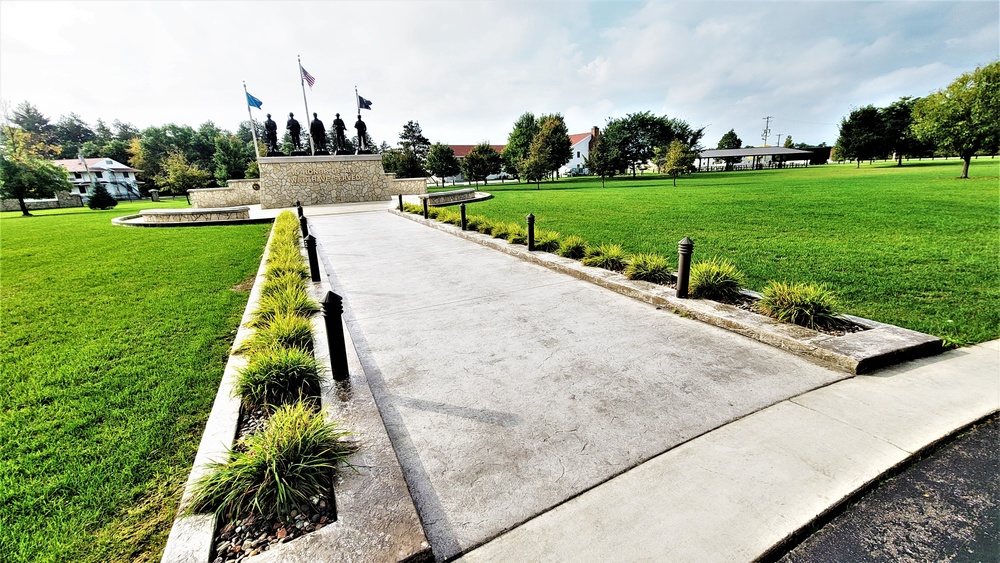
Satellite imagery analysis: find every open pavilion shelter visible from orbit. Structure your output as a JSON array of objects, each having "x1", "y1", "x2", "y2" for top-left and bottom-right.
[{"x1": 697, "y1": 147, "x2": 814, "y2": 171}]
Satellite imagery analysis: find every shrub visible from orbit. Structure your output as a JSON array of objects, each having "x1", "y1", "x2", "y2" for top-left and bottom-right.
[
  {"x1": 239, "y1": 313, "x2": 314, "y2": 355},
  {"x1": 261, "y1": 272, "x2": 308, "y2": 298},
  {"x1": 233, "y1": 347, "x2": 322, "y2": 410},
  {"x1": 581, "y1": 243, "x2": 627, "y2": 271},
  {"x1": 505, "y1": 223, "x2": 528, "y2": 245},
  {"x1": 533, "y1": 229, "x2": 562, "y2": 252},
  {"x1": 251, "y1": 286, "x2": 320, "y2": 327},
  {"x1": 187, "y1": 401, "x2": 355, "y2": 520},
  {"x1": 624, "y1": 253, "x2": 673, "y2": 284},
  {"x1": 465, "y1": 215, "x2": 486, "y2": 232},
  {"x1": 491, "y1": 221, "x2": 519, "y2": 240},
  {"x1": 558, "y1": 235, "x2": 587, "y2": 259},
  {"x1": 475, "y1": 218, "x2": 495, "y2": 235},
  {"x1": 755, "y1": 281, "x2": 844, "y2": 330},
  {"x1": 87, "y1": 183, "x2": 118, "y2": 210},
  {"x1": 690, "y1": 258, "x2": 746, "y2": 301},
  {"x1": 402, "y1": 202, "x2": 422, "y2": 214},
  {"x1": 437, "y1": 208, "x2": 462, "y2": 226},
  {"x1": 426, "y1": 206, "x2": 442, "y2": 219}
]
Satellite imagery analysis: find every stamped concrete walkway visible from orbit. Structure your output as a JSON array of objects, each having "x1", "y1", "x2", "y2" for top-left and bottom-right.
[{"x1": 300, "y1": 204, "x2": 998, "y2": 562}]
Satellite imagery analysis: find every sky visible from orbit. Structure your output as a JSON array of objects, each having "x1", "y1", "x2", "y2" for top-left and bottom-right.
[{"x1": 1, "y1": 1, "x2": 997, "y2": 149}]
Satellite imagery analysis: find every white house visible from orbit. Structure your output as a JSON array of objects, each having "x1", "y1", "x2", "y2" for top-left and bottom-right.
[
  {"x1": 53, "y1": 157, "x2": 143, "y2": 201},
  {"x1": 559, "y1": 127, "x2": 599, "y2": 176}
]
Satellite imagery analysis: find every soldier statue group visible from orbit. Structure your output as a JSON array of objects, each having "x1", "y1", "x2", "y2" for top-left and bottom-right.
[{"x1": 263, "y1": 111, "x2": 368, "y2": 156}]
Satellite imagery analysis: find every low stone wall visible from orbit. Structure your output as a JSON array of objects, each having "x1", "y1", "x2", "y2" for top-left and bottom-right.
[
  {"x1": 190, "y1": 180, "x2": 260, "y2": 209},
  {"x1": 390, "y1": 176, "x2": 428, "y2": 195},
  {"x1": 259, "y1": 155, "x2": 405, "y2": 209},
  {"x1": 1, "y1": 191, "x2": 83, "y2": 212},
  {"x1": 140, "y1": 207, "x2": 250, "y2": 223},
  {"x1": 419, "y1": 188, "x2": 476, "y2": 205}
]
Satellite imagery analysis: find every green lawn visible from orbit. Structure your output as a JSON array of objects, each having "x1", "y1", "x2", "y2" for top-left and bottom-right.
[
  {"x1": 465, "y1": 159, "x2": 999, "y2": 345},
  {"x1": 0, "y1": 201, "x2": 270, "y2": 562}
]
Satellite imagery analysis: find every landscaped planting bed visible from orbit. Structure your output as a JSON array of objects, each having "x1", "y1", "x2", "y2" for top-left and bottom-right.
[
  {"x1": 0, "y1": 201, "x2": 270, "y2": 563},
  {"x1": 178, "y1": 211, "x2": 356, "y2": 562}
]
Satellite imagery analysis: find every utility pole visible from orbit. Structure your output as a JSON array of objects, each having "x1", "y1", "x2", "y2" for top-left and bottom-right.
[
  {"x1": 761, "y1": 116, "x2": 773, "y2": 147},
  {"x1": 775, "y1": 133, "x2": 782, "y2": 147}
]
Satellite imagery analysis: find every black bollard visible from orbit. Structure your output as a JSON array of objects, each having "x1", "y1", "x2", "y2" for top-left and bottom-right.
[
  {"x1": 422, "y1": 197, "x2": 429, "y2": 219},
  {"x1": 526, "y1": 213, "x2": 535, "y2": 251},
  {"x1": 299, "y1": 214, "x2": 309, "y2": 238},
  {"x1": 398, "y1": 194, "x2": 403, "y2": 212},
  {"x1": 306, "y1": 234, "x2": 320, "y2": 282},
  {"x1": 676, "y1": 237, "x2": 694, "y2": 298},
  {"x1": 296, "y1": 201, "x2": 303, "y2": 218},
  {"x1": 322, "y1": 291, "x2": 349, "y2": 381},
  {"x1": 460, "y1": 203, "x2": 467, "y2": 231}
]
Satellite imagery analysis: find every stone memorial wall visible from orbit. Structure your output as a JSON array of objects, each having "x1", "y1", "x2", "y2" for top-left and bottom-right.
[
  {"x1": 189, "y1": 180, "x2": 261, "y2": 208},
  {"x1": 258, "y1": 155, "x2": 426, "y2": 209}
]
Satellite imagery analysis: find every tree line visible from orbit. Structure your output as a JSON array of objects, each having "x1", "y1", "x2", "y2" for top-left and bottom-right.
[{"x1": 835, "y1": 60, "x2": 999, "y2": 178}]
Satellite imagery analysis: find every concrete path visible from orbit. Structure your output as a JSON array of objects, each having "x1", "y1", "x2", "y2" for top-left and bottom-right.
[{"x1": 307, "y1": 208, "x2": 858, "y2": 560}]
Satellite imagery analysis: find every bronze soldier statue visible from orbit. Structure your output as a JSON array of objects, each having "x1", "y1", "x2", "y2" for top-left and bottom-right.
[
  {"x1": 332, "y1": 113, "x2": 348, "y2": 151},
  {"x1": 286, "y1": 112, "x2": 302, "y2": 150},
  {"x1": 354, "y1": 114, "x2": 368, "y2": 153},
  {"x1": 264, "y1": 114, "x2": 279, "y2": 153},
  {"x1": 310, "y1": 112, "x2": 326, "y2": 152}
]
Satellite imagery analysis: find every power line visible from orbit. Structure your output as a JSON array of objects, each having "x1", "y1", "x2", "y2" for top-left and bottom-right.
[{"x1": 761, "y1": 116, "x2": 773, "y2": 147}]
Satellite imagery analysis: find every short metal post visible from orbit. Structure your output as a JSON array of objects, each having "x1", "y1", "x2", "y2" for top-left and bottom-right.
[
  {"x1": 460, "y1": 203, "x2": 467, "y2": 231},
  {"x1": 322, "y1": 291, "x2": 349, "y2": 381},
  {"x1": 296, "y1": 200, "x2": 303, "y2": 218},
  {"x1": 299, "y1": 214, "x2": 309, "y2": 238},
  {"x1": 398, "y1": 194, "x2": 403, "y2": 212},
  {"x1": 306, "y1": 234, "x2": 320, "y2": 282},
  {"x1": 526, "y1": 213, "x2": 535, "y2": 251},
  {"x1": 677, "y1": 237, "x2": 693, "y2": 298},
  {"x1": 422, "y1": 197, "x2": 429, "y2": 219}
]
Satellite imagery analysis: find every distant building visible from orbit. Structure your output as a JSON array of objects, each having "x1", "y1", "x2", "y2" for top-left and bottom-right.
[
  {"x1": 53, "y1": 157, "x2": 143, "y2": 201},
  {"x1": 442, "y1": 144, "x2": 507, "y2": 184},
  {"x1": 560, "y1": 127, "x2": 599, "y2": 176}
]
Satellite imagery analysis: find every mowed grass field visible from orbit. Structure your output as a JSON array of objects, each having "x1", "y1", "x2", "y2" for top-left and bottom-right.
[
  {"x1": 465, "y1": 159, "x2": 999, "y2": 345},
  {"x1": 0, "y1": 201, "x2": 270, "y2": 562}
]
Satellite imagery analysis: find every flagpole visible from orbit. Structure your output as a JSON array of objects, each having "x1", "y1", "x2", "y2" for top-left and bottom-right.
[
  {"x1": 355, "y1": 85, "x2": 360, "y2": 114},
  {"x1": 244, "y1": 82, "x2": 261, "y2": 160},
  {"x1": 298, "y1": 55, "x2": 315, "y2": 156}
]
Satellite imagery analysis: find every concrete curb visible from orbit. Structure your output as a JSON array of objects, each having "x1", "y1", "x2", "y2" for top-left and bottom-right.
[
  {"x1": 389, "y1": 209, "x2": 942, "y2": 374},
  {"x1": 111, "y1": 214, "x2": 274, "y2": 228},
  {"x1": 162, "y1": 221, "x2": 430, "y2": 562}
]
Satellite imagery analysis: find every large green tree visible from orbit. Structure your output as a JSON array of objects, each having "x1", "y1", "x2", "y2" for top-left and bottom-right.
[
  {"x1": 880, "y1": 97, "x2": 932, "y2": 166},
  {"x1": 0, "y1": 127, "x2": 73, "y2": 215},
  {"x1": 53, "y1": 113, "x2": 96, "y2": 159},
  {"x1": 716, "y1": 129, "x2": 743, "y2": 170},
  {"x1": 584, "y1": 134, "x2": 616, "y2": 187},
  {"x1": 425, "y1": 143, "x2": 460, "y2": 186},
  {"x1": 462, "y1": 143, "x2": 501, "y2": 186},
  {"x1": 912, "y1": 61, "x2": 1000, "y2": 179},
  {"x1": 602, "y1": 112, "x2": 703, "y2": 177},
  {"x1": 154, "y1": 151, "x2": 211, "y2": 201},
  {"x1": 835, "y1": 105, "x2": 887, "y2": 167},
  {"x1": 213, "y1": 134, "x2": 251, "y2": 183},
  {"x1": 529, "y1": 114, "x2": 573, "y2": 179},
  {"x1": 399, "y1": 121, "x2": 431, "y2": 171},
  {"x1": 501, "y1": 112, "x2": 540, "y2": 180}
]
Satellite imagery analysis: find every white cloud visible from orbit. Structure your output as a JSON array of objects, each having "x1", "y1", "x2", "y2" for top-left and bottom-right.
[{"x1": 0, "y1": 0, "x2": 996, "y2": 150}]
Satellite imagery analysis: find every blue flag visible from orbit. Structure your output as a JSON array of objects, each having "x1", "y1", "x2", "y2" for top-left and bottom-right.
[
  {"x1": 246, "y1": 91, "x2": 263, "y2": 109},
  {"x1": 358, "y1": 95, "x2": 373, "y2": 110}
]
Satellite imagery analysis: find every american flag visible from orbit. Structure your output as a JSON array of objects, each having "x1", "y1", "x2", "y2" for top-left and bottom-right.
[{"x1": 300, "y1": 64, "x2": 316, "y2": 88}]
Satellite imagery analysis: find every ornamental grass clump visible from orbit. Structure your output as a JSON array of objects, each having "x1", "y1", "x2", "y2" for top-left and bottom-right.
[
  {"x1": 186, "y1": 401, "x2": 355, "y2": 521},
  {"x1": 557, "y1": 235, "x2": 587, "y2": 259},
  {"x1": 754, "y1": 281, "x2": 844, "y2": 330},
  {"x1": 624, "y1": 253, "x2": 673, "y2": 284},
  {"x1": 234, "y1": 347, "x2": 323, "y2": 410},
  {"x1": 251, "y1": 287, "x2": 320, "y2": 328},
  {"x1": 505, "y1": 223, "x2": 529, "y2": 245},
  {"x1": 437, "y1": 208, "x2": 462, "y2": 226},
  {"x1": 533, "y1": 229, "x2": 562, "y2": 252},
  {"x1": 582, "y1": 243, "x2": 627, "y2": 271},
  {"x1": 475, "y1": 218, "x2": 496, "y2": 235},
  {"x1": 261, "y1": 272, "x2": 308, "y2": 298},
  {"x1": 402, "y1": 202, "x2": 423, "y2": 214},
  {"x1": 238, "y1": 312, "x2": 314, "y2": 355},
  {"x1": 689, "y1": 258, "x2": 746, "y2": 302}
]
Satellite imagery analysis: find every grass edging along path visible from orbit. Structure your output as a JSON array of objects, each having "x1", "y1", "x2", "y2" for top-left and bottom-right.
[
  {"x1": 391, "y1": 209, "x2": 942, "y2": 374},
  {"x1": 459, "y1": 160, "x2": 999, "y2": 347},
  {"x1": 0, "y1": 201, "x2": 270, "y2": 563},
  {"x1": 162, "y1": 217, "x2": 430, "y2": 563}
]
